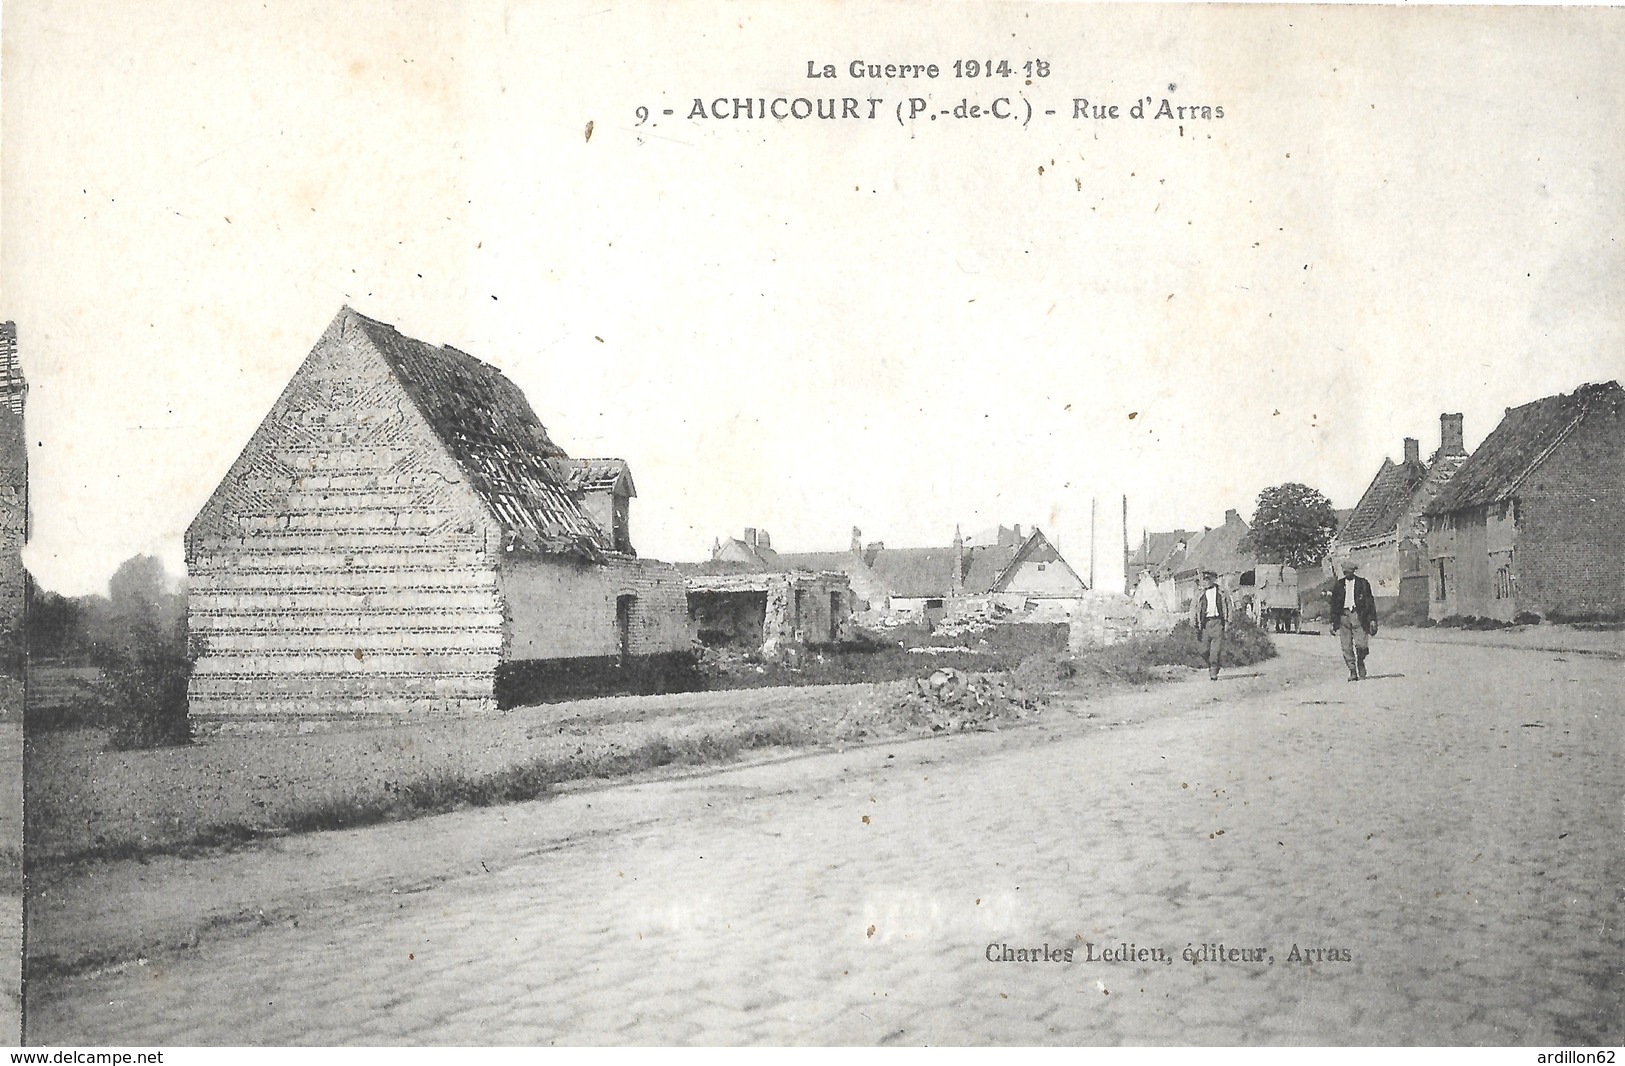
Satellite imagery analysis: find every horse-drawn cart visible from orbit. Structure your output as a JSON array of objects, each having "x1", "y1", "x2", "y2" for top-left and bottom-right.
[{"x1": 1255, "y1": 564, "x2": 1301, "y2": 633}]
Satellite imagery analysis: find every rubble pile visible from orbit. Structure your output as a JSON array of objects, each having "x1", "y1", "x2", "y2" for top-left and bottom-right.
[
  {"x1": 888, "y1": 666, "x2": 1041, "y2": 733},
  {"x1": 931, "y1": 603, "x2": 1015, "y2": 638}
]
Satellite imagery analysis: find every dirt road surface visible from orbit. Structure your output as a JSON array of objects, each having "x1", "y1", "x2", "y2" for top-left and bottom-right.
[{"x1": 24, "y1": 636, "x2": 1624, "y2": 1045}]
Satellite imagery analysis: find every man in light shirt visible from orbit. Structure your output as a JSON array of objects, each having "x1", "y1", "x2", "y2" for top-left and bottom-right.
[
  {"x1": 1328, "y1": 560, "x2": 1379, "y2": 681},
  {"x1": 1189, "y1": 569, "x2": 1230, "y2": 681}
]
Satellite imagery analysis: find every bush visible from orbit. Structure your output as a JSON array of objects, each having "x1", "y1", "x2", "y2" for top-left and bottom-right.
[
  {"x1": 1435, "y1": 614, "x2": 1519, "y2": 631},
  {"x1": 1152, "y1": 616, "x2": 1278, "y2": 669},
  {"x1": 95, "y1": 620, "x2": 194, "y2": 750},
  {"x1": 1012, "y1": 653, "x2": 1076, "y2": 694},
  {"x1": 1513, "y1": 611, "x2": 1542, "y2": 626},
  {"x1": 1547, "y1": 606, "x2": 1625, "y2": 627}
]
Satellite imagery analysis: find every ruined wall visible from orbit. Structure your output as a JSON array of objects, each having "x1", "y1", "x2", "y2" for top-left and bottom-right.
[
  {"x1": 688, "y1": 589, "x2": 769, "y2": 647},
  {"x1": 1342, "y1": 537, "x2": 1403, "y2": 600},
  {"x1": 501, "y1": 554, "x2": 690, "y2": 661},
  {"x1": 186, "y1": 322, "x2": 505, "y2": 718},
  {"x1": 0, "y1": 409, "x2": 24, "y2": 648}
]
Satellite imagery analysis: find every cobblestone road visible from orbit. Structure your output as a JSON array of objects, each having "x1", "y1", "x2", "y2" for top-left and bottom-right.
[{"x1": 26, "y1": 637, "x2": 1624, "y2": 1045}]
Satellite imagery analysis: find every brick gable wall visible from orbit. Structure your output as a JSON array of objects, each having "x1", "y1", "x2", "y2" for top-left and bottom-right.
[
  {"x1": 186, "y1": 318, "x2": 507, "y2": 718},
  {"x1": 1513, "y1": 405, "x2": 1625, "y2": 615}
]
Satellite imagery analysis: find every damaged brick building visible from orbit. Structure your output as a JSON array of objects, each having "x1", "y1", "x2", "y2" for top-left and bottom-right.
[{"x1": 186, "y1": 308, "x2": 690, "y2": 721}]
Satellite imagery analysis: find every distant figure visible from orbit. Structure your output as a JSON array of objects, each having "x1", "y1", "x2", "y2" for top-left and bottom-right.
[
  {"x1": 1329, "y1": 561, "x2": 1378, "y2": 681},
  {"x1": 1189, "y1": 569, "x2": 1230, "y2": 681}
]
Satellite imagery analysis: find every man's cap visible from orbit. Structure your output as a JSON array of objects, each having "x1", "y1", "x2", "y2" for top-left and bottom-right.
[{"x1": 1340, "y1": 561, "x2": 1360, "y2": 571}]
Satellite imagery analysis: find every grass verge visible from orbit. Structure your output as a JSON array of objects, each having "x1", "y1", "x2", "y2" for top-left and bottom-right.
[{"x1": 37, "y1": 719, "x2": 818, "y2": 869}]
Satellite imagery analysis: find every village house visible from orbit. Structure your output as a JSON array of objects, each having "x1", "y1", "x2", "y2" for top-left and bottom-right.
[
  {"x1": 185, "y1": 308, "x2": 690, "y2": 720},
  {"x1": 1125, "y1": 510, "x2": 1257, "y2": 613},
  {"x1": 1423, "y1": 381, "x2": 1624, "y2": 622},
  {"x1": 1123, "y1": 529, "x2": 1194, "y2": 594},
  {"x1": 1327, "y1": 414, "x2": 1470, "y2": 616},
  {"x1": 1170, "y1": 510, "x2": 1257, "y2": 609}
]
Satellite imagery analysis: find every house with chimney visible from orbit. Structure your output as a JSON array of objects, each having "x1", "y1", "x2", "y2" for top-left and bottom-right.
[
  {"x1": 1124, "y1": 529, "x2": 1195, "y2": 593},
  {"x1": 186, "y1": 307, "x2": 691, "y2": 721},
  {"x1": 1424, "y1": 381, "x2": 1625, "y2": 622},
  {"x1": 1128, "y1": 510, "x2": 1257, "y2": 611},
  {"x1": 1327, "y1": 413, "x2": 1470, "y2": 616}
]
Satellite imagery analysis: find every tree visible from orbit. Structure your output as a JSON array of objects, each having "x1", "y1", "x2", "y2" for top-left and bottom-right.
[
  {"x1": 97, "y1": 555, "x2": 193, "y2": 748},
  {"x1": 1240, "y1": 483, "x2": 1339, "y2": 569}
]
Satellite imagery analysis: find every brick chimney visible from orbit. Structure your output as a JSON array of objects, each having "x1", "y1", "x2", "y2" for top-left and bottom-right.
[
  {"x1": 952, "y1": 525, "x2": 965, "y2": 595},
  {"x1": 1013, "y1": 523, "x2": 1023, "y2": 541},
  {"x1": 1225, "y1": 508, "x2": 1240, "y2": 524},
  {"x1": 864, "y1": 541, "x2": 884, "y2": 566},
  {"x1": 1440, "y1": 413, "x2": 1465, "y2": 456},
  {"x1": 1404, "y1": 437, "x2": 1420, "y2": 464},
  {"x1": 743, "y1": 527, "x2": 757, "y2": 550},
  {"x1": 850, "y1": 527, "x2": 862, "y2": 554},
  {"x1": 756, "y1": 529, "x2": 771, "y2": 551}
]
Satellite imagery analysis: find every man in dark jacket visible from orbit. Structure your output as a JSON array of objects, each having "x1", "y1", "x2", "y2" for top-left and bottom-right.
[
  {"x1": 1189, "y1": 569, "x2": 1230, "y2": 680},
  {"x1": 1328, "y1": 561, "x2": 1378, "y2": 680}
]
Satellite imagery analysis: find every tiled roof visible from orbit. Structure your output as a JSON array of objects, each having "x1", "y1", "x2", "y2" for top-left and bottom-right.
[
  {"x1": 868, "y1": 547, "x2": 961, "y2": 598},
  {"x1": 1340, "y1": 457, "x2": 1428, "y2": 543},
  {"x1": 349, "y1": 310, "x2": 612, "y2": 557},
  {"x1": 1128, "y1": 530, "x2": 1192, "y2": 570},
  {"x1": 1426, "y1": 381, "x2": 1625, "y2": 514},
  {"x1": 1174, "y1": 514, "x2": 1254, "y2": 577},
  {"x1": 774, "y1": 550, "x2": 869, "y2": 574},
  {"x1": 962, "y1": 545, "x2": 1018, "y2": 594}
]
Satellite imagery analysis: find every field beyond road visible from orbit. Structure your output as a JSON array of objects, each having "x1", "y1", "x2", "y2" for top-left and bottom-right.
[{"x1": 25, "y1": 634, "x2": 1623, "y2": 1045}]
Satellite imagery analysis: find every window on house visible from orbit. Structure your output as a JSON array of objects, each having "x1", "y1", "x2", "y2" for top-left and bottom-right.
[
  {"x1": 1435, "y1": 559, "x2": 1447, "y2": 601},
  {"x1": 1037, "y1": 563, "x2": 1047, "y2": 572},
  {"x1": 1494, "y1": 563, "x2": 1515, "y2": 600}
]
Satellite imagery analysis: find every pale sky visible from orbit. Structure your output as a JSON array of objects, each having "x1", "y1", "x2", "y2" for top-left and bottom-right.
[{"x1": 4, "y1": 1, "x2": 1621, "y2": 596}]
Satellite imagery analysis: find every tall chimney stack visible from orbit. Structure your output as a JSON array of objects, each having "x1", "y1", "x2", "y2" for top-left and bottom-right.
[
  {"x1": 743, "y1": 527, "x2": 757, "y2": 550},
  {"x1": 850, "y1": 527, "x2": 862, "y2": 554},
  {"x1": 1403, "y1": 437, "x2": 1420, "y2": 464},
  {"x1": 951, "y1": 525, "x2": 965, "y2": 595},
  {"x1": 1441, "y1": 413, "x2": 1465, "y2": 456}
]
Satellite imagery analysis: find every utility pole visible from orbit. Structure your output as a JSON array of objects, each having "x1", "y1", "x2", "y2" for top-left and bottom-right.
[
  {"x1": 1089, "y1": 497, "x2": 1097, "y2": 590},
  {"x1": 1121, "y1": 494, "x2": 1129, "y2": 596}
]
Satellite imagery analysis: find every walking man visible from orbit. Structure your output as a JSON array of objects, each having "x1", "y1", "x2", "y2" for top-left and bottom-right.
[
  {"x1": 1329, "y1": 560, "x2": 1378, "y2": 681},
  {"x1": 1190, "y1": 569, "x2": 1229, "y2": 680}
]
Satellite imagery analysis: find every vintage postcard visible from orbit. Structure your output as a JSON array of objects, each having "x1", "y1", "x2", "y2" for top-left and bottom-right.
[{"x1": 3, "y1": 0, "x2": 1622, "y2": 1049}]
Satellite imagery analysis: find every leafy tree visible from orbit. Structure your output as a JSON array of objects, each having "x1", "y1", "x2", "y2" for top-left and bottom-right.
[
  {"x1": 1240, "y1": 483, "x2": 1339, "y2": 569},
  {"x1": 25, "y1": 587, "x2": 83, "y2": 661}
]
